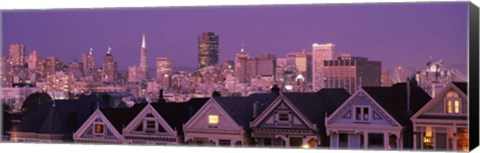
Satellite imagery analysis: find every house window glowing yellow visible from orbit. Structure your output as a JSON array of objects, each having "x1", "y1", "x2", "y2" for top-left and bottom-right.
[
  {"x1": 454, "y1": 100, "x2": 460, "y2": 113},
  {"x1": 95, "y1": 124, "x2": 104, "y2": 133},
  {"x1": 209, "y1": 115, "x2": 219, "y2": 124},
  {"x1": 446, "y1": 100, "x2": 452, "y2": 113}
]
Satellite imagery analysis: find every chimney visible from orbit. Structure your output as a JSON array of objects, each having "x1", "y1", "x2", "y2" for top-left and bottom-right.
[
  {"x1": 406, "y1": 80, "x2": 411, "y2": 113},
  {"x1": 253, "y1": 101, "x2": 259, "y2": 118},
  {"x1": 271, "y1": 84, "x2": 280, "y2": 95}
]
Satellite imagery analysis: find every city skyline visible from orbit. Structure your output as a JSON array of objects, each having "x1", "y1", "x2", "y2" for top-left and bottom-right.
[{"x1": 2, "y1": 2, "x2": 468, "y2": 71}]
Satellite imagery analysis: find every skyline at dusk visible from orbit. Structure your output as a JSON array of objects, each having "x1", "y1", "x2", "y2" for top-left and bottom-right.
[{"x1": 2, "y1": 2, "x2": 468, "y2": 71}]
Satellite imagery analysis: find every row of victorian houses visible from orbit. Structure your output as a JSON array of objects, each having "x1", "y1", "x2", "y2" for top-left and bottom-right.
[{"x1": 7, "y1": 82, "x2": 468, "y2": 151}]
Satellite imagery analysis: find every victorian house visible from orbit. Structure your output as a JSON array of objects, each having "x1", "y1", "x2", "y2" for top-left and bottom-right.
[
  {"x1": 74, "y1": 98, "x2": 209, "y2": 144},
  {"x1": 325, "y1": 83, "x2": 431, "y2": 150},
  {"x1": 250, "y1": 89, "x2": 350, "y2": 148},
  {"x1": 122, "y1": 98, "x2": 208, "y2": 145},
  {"x1": 183, "y1": 93, "x2": 278, "y2": 146},
  {"x1": 410, "y1": 82, "x2": 468, "y2": 152},
  {"x1": 73, "y1": 105, "x2": 144, "y2": 143},
  {"x1": 11, "y1": 94, "x2": 107, "y2": 143}
]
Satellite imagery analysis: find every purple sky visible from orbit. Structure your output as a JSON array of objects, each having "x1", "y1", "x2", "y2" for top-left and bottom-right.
[{"x1": 2, "y1": 2, "x2": 469, "y2": 71}]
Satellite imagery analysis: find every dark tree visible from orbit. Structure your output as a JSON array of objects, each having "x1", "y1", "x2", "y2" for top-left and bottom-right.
[
  {"x1": 21, "y1": 92, "x2": 52, "y2": 118},
  {"x1": 212, "y1": 91, "x2": 221, "y2": 97}
]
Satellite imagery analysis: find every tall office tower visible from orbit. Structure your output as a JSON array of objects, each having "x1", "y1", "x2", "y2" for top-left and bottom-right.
[
  {"x1": 312, "y1": 43, "x2": 335, "y2": 92},
  {"x1": 81, "y1": 48, "x2": 95, "y2": 76},
  {"x1": 103, "y1": 47, "x2": 118, "y2": 82},
  {"x1": 256, "y1": 53, "x2": 276, "y2": 78},
  {"x1": 323, "y1": 55, "x2": 381, "y2": 94},
  {"x1": 128, "y1": 65, "x2": 140, "y2": 82},
  {"x1": 234, "y1": 47, "x2": 251, "y2": 83},
  {"x1": 391, "y1": 66, "x2": 411, "y2": 83},
  {"x1": 68, "y1": 60, "x2": 83, "y2": 80},
  {"x1": 275, "y1": 58, "x2": 287, "y2": 83},
  {"x1": 139, "y1": 33, "x2": 148, "y2": 80},
  {"x1": 8, "y1": 44, "x2": 26, "y2": 66},
  {"x1": 198, "y1": 32, "x2": 219, "y2": 70},
  {"x1": 45, "y1": 57, "x2": 63, "y2": 76},
  {"x1": 287, "y1": 51, "x2": 312, "y2": 82},
  {"x1": 156, "y1": 57, "x2": 172, "y2": 88},
  {"x1": 381, "y1": 68, "x2": 393, "y2": 87},
  {"x1": 1, "y1": 56, "x2": 12, "y2": 87},
  {"x1": 27, "y1": 50, "x2": 42, "y2": 71}
]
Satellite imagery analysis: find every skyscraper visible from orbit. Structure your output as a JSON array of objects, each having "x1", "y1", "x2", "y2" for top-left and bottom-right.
[
  {"x1": 312, "y1": 43, "x2": 335, "y2": 92},
  {"x1": 234, "y1": 47, "x2": 251, "y2": 83},
  {"x1": 81, "y1": 48, "x2": 95, "y2": 76},
  {"x1": 103, "y1": 47, "x2": 118, "y2": 82},
  {"x1": 139, "y1": 33, "x2": 148, "y2": 80},
  {"x1": 45, "y1": 56, "x2": 63, "y2": 76},
  {"x1": 256, "y1": 53, "x2": 276, "y2": 78},
  {"x1": 8, "y1": 44, "x2": 26, "y2": 66},
  {"x1": 323, "y1": 55, "x2": 381, "y2": 94},
  {"x1": 287, "y1": 51, "x2": 312, "y2": 82},
  {"x1": 156, "y1": 57, "x2": 172, "y2": 88},
  {"x1": 27, "y1": 50, "x2": 42, "y2": 71},
  {"x1": 198, "y1": 32, "x2": 219, "y2": 70}
]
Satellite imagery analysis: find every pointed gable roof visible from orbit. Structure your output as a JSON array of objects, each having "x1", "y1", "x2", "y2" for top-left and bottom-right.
[
  {"x1": 452, "y1": 82, "x2": 467, "y2": 95},
  {"x1": 283, "y1": 89, "x2": 350, "y2": 127},
  {"x1": 100, "y1": 103, "x2": 147, "y2": 134},
  {"x1": 150, "y1": 98, "x2": 209, "y2": 135},
  {"x1": 38, "y1": 103, "x2": 71, "y2": 134},
  {"x1": 213, "y1": 93, "x2": 278, "y2": 129},
  {"x1": 16, "y1": 98, "x2": 99, "y2": 135},
  {"x1": 363, "y1": 83, "x2": 431, "y2": 126}
]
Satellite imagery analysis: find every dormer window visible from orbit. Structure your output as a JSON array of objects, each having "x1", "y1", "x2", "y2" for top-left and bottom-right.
[
  {"x1": 353, "y1": 106, "x2": 370, "y2": 122},
  {"x1": 445, "y1": 91, "x2": 461, "y2": 114}
]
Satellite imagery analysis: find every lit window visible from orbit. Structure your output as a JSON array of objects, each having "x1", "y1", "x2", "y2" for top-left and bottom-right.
[
  {"x1": 446, "y1": 100, "x2": 452, "y2": 113},
  {"x1": 423, "y1": 126, "x2": 434, "y2": 149},
  {"x1": 454, "y1": 100, "x2": 460, "y2": 113},
  {"x1": 445, "y1": 91, "x2": 461, "y2": 114},
  {"x1": 209, "y1": 115, "x2": 219, "y2": 124},
  {"x1": 94, "y1": 124, "x2": 104, "y2": 134}
]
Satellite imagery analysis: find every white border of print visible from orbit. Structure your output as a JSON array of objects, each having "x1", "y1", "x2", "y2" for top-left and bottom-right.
[{"x1": 0, "y1": 1, "x2": 478, "y2": 153}]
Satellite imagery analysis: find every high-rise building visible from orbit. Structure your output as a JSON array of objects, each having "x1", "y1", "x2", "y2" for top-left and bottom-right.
[
  {"x1": 27, "y1": 50, "x2": 42, "y2": 71},
  {"x1": 312, "y1": 43, "x2": 335, "y2": 92},
  {"x1": 287, "y1": 51, "x2": 312, "y2": 82},
  {"x1": 156, "y1": 57, "x2": 172, "y2": 88},
  {"x1": 275, "y1": 58, "x2": 287, "y2": 83},
  {"x1": 1, "y1": 56, "x2": 12, "y2": 87},
  {"x1": 391, "y1": 66, "x2": 409, "y2": 83},
  {"x1": 103, "y1": 47, "x2": 118, "y2": 82},
  {"x1": 139, "y1": 33, "x2": 148, "y2": 80},
  {"x1": 81, "y1": 48, "x2": 95, "y2": 76},
  {"x1": 256, "y1": 53, "x2": 276, "y2": 78},
  {"x1": 234, "y1": 48, "x2": 251, "y2": 83},
  {"x1": 323, "y1": 56, "x2": 381, "y2": 94},
  {"x1": 198, "y1": 32, "x2": 219, "y2": 70},
  {"x1": 381, "y1": 68, "x2": 393, "y2": 87},
  {"x1": 68, "y1": 60, "x2": 83, "y2": 81},
  {"x1": 128, "y1": 65, "x2": 140, "y2": 82},
  {"x1": 45, "y1": 57, "x2": 63, "y2": 76},
  {"x1": 8, "y1": 44, "x2": 26, "y2": 66}
]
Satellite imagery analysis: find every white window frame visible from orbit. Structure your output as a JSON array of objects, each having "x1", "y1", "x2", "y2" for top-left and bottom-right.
[
  {"x1": 353, "y1": 106, "x2": 370, "y2": 122},
  {"x1": 144, "y1": 119, "x2": 157, "y2": 134},
  {"x1": 275, "y1": 111, "x2": 292, "y2": 127}
]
